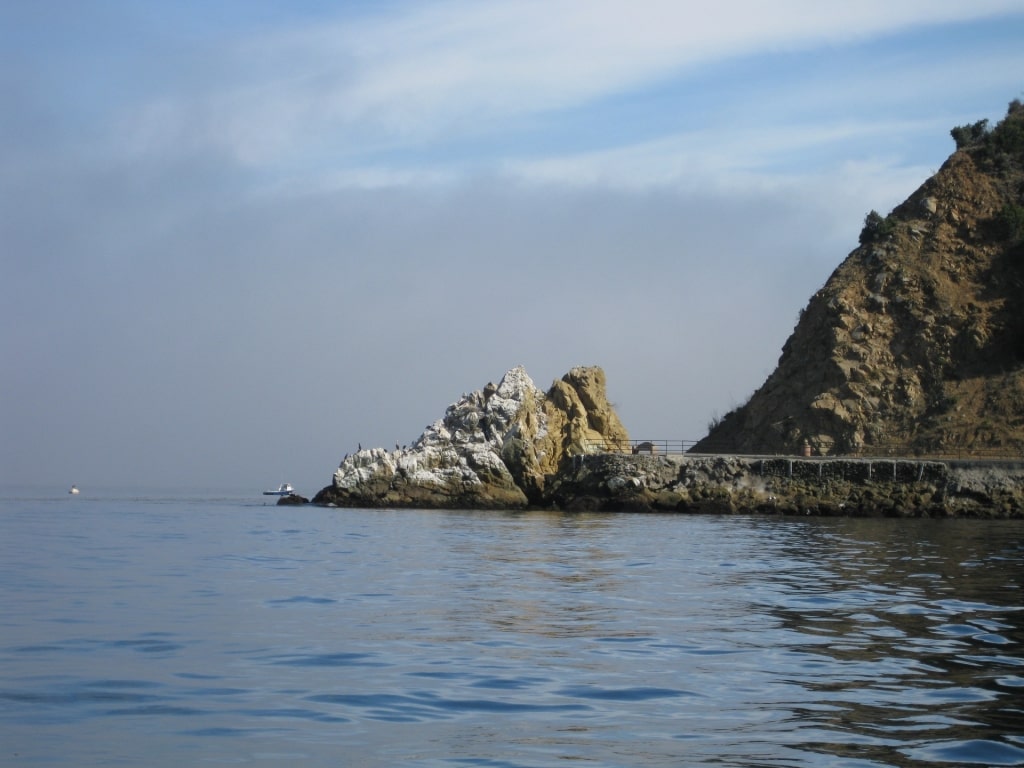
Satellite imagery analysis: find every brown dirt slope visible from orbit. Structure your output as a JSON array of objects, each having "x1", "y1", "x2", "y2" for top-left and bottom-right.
[{"x1": 695, "y1": 101, "x2": 1024, "y2": 457}]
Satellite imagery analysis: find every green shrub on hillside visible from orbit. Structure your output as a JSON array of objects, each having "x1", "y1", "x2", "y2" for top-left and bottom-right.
[
  {"x1": 959, "y1": 101, "x2": 1024, "y2": 166},
  {"x1": 950, "y1": 102, "x2": 1024, "y2": 160},
  {"x1": 859, "y1": 210, "x2": 897, "y2": 245},
  {"x1": 996, "y1": 203, "x2": 1024, "y2": 244},
  {"x1": 992, "y1": 106, "x2": 1024, "y2": 159},
  {"x1": 951, "y1": 119, "x2": 989, "y2": 150}
]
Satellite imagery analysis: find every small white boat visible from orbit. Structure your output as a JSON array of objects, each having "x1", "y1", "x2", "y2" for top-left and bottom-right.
[
  {"x1": 69, "y1": 485, "x2": 80, "y2": 495},
  {"x1": 263, "y1": 483, "x2": 294, "y2": 496}
]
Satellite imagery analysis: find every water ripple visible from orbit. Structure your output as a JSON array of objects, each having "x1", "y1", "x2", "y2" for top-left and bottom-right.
[
  {"x1": 306, "y1": 691, "x2": 592, "y2": 721},
  {"x1": 266, "y1": 595, "x2": 337, "y2": 605},
  {"x1": 2, "y1": 502, "x2": 1022, "y2": 767},
  {"x1": 903, "y1": 738, "x2": 1024, "y2": 765},
  {"x1": 264, "y1": 651, "x2": 382, "y2": 667},
  {"x1": 556, "y1": 685, "x2": 695, "y2": 701}
]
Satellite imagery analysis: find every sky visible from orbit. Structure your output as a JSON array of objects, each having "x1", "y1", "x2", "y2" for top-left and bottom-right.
[{"x1": 2, "y1": 1, "x2": 1023, "y2": 495}]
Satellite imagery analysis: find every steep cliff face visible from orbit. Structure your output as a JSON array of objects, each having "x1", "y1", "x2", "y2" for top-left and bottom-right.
[
  {"x1": 313, "y1": 365, "x2": 629, "y2": 508},
  {"x1": 696, "y1": 101, "x2": 1024, "y2": 456}
]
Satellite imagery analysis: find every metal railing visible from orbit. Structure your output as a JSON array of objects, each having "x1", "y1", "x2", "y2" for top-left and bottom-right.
[
  {"x1": 585, "y1": 439, "x2": 700, "y2": 455},
  {"x1": 844, "y1": 443, "x2": 1024, "y2": 461},
  {"x1": 585, "y1": 438, "x2": 1024, "y2": 461}
]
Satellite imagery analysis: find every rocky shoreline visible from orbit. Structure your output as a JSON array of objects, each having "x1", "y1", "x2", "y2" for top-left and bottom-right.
[
  {"x1": 310, "y1": 451, "x2": 1024, "y2": 518},
  {"x1": 299, "y1": 106, "x2": 1024, "y2": 516},
  {"x1": 304, "y1": 366, "x2": 1024, "y2": 518},
  {"x1": 544, "y1": 453, "x2": 1024, "y2": 518}
]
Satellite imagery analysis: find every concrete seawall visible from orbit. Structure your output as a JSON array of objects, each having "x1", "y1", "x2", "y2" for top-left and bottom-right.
[{"x1": 546, "y1": 454, "x2": 1024, "y2": 517}]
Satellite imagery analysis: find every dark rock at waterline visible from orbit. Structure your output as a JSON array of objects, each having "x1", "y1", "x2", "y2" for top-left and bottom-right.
[
  {"x1": 277, "y1": 493, "x2": 309, "y2": 505},
  {"x1": 545, "y1": 453, "x2": 1024, "y2": 518},
  {"x1": 310, "y1": 364, "x2": 1024, "y2": 517},
  {"x1": 314, "y1": 433, "x2": 1024, "y2": 517}
]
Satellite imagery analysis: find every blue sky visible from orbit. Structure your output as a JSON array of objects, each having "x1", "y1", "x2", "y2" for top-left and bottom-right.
[{"x1": 2, "y1": 1, "x2": 1023, "y2": 494}]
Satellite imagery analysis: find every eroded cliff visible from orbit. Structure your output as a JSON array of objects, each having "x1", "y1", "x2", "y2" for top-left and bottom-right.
[{"x1": 696, "y1": 101, "x2": 1024, "y2": 457}]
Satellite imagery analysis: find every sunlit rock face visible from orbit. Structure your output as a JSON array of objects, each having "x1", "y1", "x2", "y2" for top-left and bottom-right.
[
  {"x1": 313, "y1": 365, "x2": 630, "y2": 508},
  {"x1": 696, "y1": 102, "x2": 1024, "y2": 458}
]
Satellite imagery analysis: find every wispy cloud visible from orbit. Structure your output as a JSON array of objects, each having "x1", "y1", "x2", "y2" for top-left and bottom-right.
[
  {"x1": 500, "y1": 117, "x2": 940, "y2": 190},
  {"x1": 120, "y1": 0, "x2": 1023, "y2": 173}
]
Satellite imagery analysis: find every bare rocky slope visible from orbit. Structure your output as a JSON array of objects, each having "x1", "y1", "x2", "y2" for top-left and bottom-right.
[{"x1": 695, "y1": 101, "x2": 1024, "y2": 457}]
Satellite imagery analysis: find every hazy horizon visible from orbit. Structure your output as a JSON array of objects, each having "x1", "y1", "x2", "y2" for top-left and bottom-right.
[{"x1": 3, "y1": 1, "x2": 1023, "y2": 494}]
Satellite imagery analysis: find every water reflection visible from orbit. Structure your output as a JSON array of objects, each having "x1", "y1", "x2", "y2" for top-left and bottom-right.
[
  {"x1": 739, "y1": 517, "x2": 1024, "y2": 766},
  {"x1": 434, "y1": 512, "x2": 1024, "y2": 766},
  {"x1": 439, "y1": 511, "x2": 632, "y2": 640},
  {"x1": 2, "y1": 499, "x2": 1023, "y2": 768}
]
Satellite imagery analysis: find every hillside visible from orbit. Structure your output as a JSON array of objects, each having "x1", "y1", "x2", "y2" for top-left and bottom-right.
[{"x1": 695, "y1": 100, "x2": 1024, "y2": 457}]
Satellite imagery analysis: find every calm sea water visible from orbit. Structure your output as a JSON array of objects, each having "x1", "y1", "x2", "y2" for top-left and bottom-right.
[{"x1": 1, "y1": 489, "x2": 1022, "y2": 768}]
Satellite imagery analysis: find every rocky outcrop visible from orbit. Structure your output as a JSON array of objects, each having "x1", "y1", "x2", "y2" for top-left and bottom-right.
[
  {"x1": 310, "y1": 103, "x2": 1024, "y2": 514},
  {"x1": 308, "y1": 362, "x2": 1024, "y2": 516},
  {"x1": 695, "y1": 101, "x2": 1024, "y2": 458},
  {"x1": 312, "y1": 365, "x2": 629, "y2": 508}
]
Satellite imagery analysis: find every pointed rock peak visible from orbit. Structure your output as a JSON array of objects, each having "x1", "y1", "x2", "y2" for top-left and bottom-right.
[
  {"x1": 497, "y1": 365, "x2": 535, "y2": 393},
  {"x1": 314, "y1": 364, "x2": 630, "y2": 508}
]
